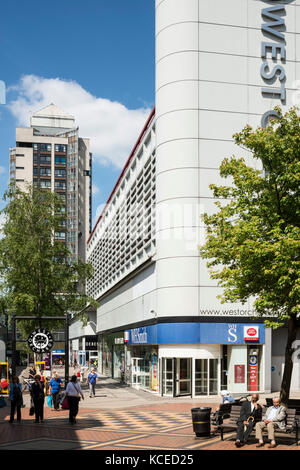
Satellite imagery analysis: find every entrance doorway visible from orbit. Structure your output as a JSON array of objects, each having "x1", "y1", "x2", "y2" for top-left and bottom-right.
[
  {"x1": 176, "y1": 358, "x2": 192, "y2": 396},
  {"x1": 195, "y1": 358, "x2": 219, "y2": 395},
  {"x1": 161, "y1": 357, "x2": 192, "y2": 397}
]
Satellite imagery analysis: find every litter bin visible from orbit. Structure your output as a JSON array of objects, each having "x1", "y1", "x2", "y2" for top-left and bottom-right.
[{"x1": 191, "y1": 407, "x2": 211, "y2": 437}]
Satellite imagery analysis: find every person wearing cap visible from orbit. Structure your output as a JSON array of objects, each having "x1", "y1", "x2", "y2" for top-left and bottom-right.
[
  {"x1": 86, "y1": 368, "x2": 98, "y2": 398},
  {"x1": 212, "y1": 390, "x2": 235, "y2": 426},
  {"x1": 221, "y1": 390, "x2": 235, "y2": 404}
]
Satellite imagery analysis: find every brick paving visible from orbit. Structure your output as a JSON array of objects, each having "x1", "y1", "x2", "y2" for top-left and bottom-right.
[{"x1": 0, "y1": 398, "x2": 299, "y2": 451}]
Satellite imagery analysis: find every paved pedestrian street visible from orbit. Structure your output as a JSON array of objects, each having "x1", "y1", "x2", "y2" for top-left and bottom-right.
[{"x1": 0, "y1": 402, "x2": 299, "y2": 451}]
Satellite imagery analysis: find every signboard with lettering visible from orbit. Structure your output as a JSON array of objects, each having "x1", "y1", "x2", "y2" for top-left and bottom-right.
[
  {"x1": 234, "y1": 365, "x2": 245, "y2": 384},
  {"x1": 85, "y1": 336, "x2": 98, "y2": 351}
]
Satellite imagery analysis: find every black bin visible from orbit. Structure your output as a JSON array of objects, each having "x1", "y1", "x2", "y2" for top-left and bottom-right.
[{"x1": 191, "y1": 407, "x2": 211, "y2": 437}]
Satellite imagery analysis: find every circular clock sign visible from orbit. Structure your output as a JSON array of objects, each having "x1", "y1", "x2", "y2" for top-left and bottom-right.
[{"x1": 27, "y1": 328, "x2": 54, "y2": 353}]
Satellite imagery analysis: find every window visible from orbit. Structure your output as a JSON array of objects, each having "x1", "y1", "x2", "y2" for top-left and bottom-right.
[
  {"x1": 55, "y1": 144, "x2": 66, "y2": 153},
  {"x1": 55, "y1": 156, "x2": 66, "y2": 165},
  {"x1": 33, "y1": 155, "x2": 38, "y2": 163},
  {"x1": 55, "y1": 168, "x2": 66, "y2": 177},
  {"x1": 40, "y1": 180, "x2": 51, "y2": 188},
  {"x1": 55, "y1": 181, "x2": 66, "y2": 190},
  {"x1": 40, "y1": 143, "x2": 51, "y2": 152},
  {"x1": 33, "y1": 168, "x2": 38, "y2": 176},
  {"x1": 33, "y1": 143, "x2": 38, "y2": 150},
  {"x1": 16, "y1": 166, "x2": 24, "y2": 170},
  {"x1": 40, "y1": 155, "x2": 51, "y2": 164},
  {"x1": 55, "y1": 231, "x2": 66, "y2": 240},
  {"x1": 40, "y1": 167, "x2": 51, "y2": 176}
]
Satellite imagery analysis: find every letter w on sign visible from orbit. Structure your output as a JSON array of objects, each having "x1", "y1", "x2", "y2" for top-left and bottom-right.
[{"x1": 262, "y1": 5, "x2": 286, "y2": 41}]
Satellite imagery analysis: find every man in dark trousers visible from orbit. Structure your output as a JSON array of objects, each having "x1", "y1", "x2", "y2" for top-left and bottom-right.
[{"x1": 235, "y1": 394, "x2": 262, "y2": 447}]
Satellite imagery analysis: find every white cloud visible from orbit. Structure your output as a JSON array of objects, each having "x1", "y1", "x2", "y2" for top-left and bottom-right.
[
  {"x1": 92, "y1": 202, "x2": 106, "y2": 228},
  {"x1": 8, "y1": 75, "x2": 152, "y2": 169},
  {"x1": 92, "y1": 184, "x2": 100, "y2": 195}
]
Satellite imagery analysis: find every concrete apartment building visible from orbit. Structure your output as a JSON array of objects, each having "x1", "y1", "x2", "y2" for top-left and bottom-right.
[
  {"x1": 9, "y1": 104, "x2": 92, "y2": 264},
  {"x1": 70, "y1": 0, "x2": 300, "y2": 396}
]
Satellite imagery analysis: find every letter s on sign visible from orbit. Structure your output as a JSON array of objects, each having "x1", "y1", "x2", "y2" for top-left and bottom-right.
[{"x1": 228, "y1": 327, "x2": 237, "y2": 343}]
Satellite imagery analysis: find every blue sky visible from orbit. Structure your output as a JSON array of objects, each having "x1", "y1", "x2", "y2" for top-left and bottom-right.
[{"x1": 0, "y1": 0, "x2": 155, "y2": 225}]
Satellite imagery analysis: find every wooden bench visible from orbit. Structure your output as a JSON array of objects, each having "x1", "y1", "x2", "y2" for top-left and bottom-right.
[{"x1": 217, "y1": 404, "x2": 299, "y2": 445}]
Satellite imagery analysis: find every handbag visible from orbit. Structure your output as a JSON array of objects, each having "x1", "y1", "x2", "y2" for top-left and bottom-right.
[
  {"x1": 0, "y1": 397, "x2": 6, "y2": 408},
  {"x1": 61, "y1": 396, "x2": 69, "y2": 410},
  {"x1": 47, "y1": 395, "x2": 53, "y2": 407},
  {"x1": 29, "y1": 406, "x2": 35, "y2": 416}
]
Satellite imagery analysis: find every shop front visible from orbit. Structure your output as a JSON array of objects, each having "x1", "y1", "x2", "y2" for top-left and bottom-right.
[
  {"x1": 125, "y1": 322, "x2": 266, "y2": 397},
  {"x1": 99, "y1": 332, "x2": 126, "y2": 381}
]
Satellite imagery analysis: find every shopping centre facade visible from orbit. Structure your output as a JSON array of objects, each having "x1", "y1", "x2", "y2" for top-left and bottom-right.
[{"x1": 69, "y1": 0, "x2": 300, "y2": 396}]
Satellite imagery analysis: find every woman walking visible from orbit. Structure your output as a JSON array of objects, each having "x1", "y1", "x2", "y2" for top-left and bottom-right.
[
  {"x1": 49, "y1": 372, "x2": 63, "y2": 411},
  {"x1": 9, "y1": 376, "x2": 23, "y2": 423},
  {"x1": 30, "y1": 374, "x2": 45, "y2": 423},
  {"x1": 66, "y1": 375, "x2": 84, "y2": 424}
]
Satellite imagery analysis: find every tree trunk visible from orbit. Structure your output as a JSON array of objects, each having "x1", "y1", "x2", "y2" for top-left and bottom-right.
[{"x1": 280, "y1": 315, "x2": 298, "y2": 407}]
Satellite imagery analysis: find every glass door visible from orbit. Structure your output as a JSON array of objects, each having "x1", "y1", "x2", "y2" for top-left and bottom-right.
[
  {"x1": 209, "y1": 359, "x2": 218, "y2": 395},
  {"x1": 195, "y1": 359, "x2": 208, "y2": 395},
  {"x1": 131, "y1": 358, "x2": 142, "y2": 388},
  {"x1": 176, "y1": 358, "x2": 192, "y2": 396},
  {"x1": 195, "y1": 359, "x2": 219, "y2": 395},
  {"x1": 162, "y1": 358, "x2": 174, "y2": 396}
]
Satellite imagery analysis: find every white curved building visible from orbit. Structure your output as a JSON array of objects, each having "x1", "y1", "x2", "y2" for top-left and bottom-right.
[{"x1": 70, "y1": 0, "x2": 300, "y2": 396}]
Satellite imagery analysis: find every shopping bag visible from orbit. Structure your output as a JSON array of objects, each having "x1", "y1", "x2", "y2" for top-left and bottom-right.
[
  {"x1": 47, "y1": 395, "x2": 53, "y2": 407},
  {"x1": 0, "y1": 397, "x2": 6, "y2": 408},
  {"x1": 0, "y1": 379, "x2": 8, "y2": 390},
  {"x1": 61, "y1": 396, "x2": 69, "y2": 410}
]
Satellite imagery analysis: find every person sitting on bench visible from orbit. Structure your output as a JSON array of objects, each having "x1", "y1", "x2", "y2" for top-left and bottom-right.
[
  {"x1": 255, "y1": 397, "x2": 287, "y2": 448},
  {"x1": 235, "y1": 394, "x2": 262, "y2": 447}
]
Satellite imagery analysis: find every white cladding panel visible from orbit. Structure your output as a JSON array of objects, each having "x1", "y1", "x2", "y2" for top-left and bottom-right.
[
  {"x1": 155, "y1": 0, "x2": 298, "y2": 318},
  {"x1": 94, "y1": 0, "x2": 299, "y2": 333},
  {"x1": 96, "y1": 264, "x2": 157, "y2": 333},
  {"x1": 158, "y1": 344, "x2": 221, "y2": 359}
]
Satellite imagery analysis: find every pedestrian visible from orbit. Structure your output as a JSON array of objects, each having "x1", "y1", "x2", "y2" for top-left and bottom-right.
[
  {"x1": 49, "y1": 372, "x2": 63, "y2": 411},
  {"x1": 28, "y1": 365, "x2": 35, "y2": 380},
  {"x1": 66, "y1": 375, "x2": 84, "y2": 424},
  {"x1": 80, "y1": 365, "x2": 85, "y2": 383},
  {"x1": 86, "y1": 368, "x2": 98, "y2": 398},
  {"x1": 235, "y1": 394, "x2": 262, "y2": 447},
  {"x1": 9, "y1": 376, "x2": 23, "y2": 424},
  {"x1": 255, "y1": 397, "x2": 287, "y2": 448},
  {"x1": 30, "y1": 374, "x2": 45, "y2": 423}
]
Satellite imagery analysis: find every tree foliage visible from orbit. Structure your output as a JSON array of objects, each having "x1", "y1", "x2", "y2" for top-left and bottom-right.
[
  {"x1": 200, "y1": 107, "x2": 300, "y2": 403},
  {"x1": 0, "y1": 184, "x2": 98, "y2": 336}
]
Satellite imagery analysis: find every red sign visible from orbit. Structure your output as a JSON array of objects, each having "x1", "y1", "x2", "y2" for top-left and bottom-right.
[
  {"x1": 244, "y1": 326, "x2": 259, "y2": 341},
  {"x1": 249, "y1": 365, "x2": 258, "y2": 390},
  {"x1": 234, "y1": 364, "x2": 245, "y2": 383}
]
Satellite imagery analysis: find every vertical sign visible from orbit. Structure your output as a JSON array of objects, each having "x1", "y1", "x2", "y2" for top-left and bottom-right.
[
  {"x1": 249, "y1": 355, "x2": 258, "y2": 391},
  {"x1": 234, "y1": 364, "x2": 245, "y2": 383}
]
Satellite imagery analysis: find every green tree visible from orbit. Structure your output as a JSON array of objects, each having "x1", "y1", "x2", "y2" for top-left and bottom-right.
[
  {"x1": 0, "y1": 183, "x2": 97, "y2": 337},
  {"x1": 200, "y1": 107, "x2": 300, "y2": 406}
]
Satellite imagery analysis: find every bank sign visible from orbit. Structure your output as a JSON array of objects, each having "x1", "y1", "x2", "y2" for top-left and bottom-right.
[
  {"x1": 260, "y1": 0, "x2": 295, "y2": 126},
  {"x1": 125, "y1": 323, "x2": 265, "y2": 346}
]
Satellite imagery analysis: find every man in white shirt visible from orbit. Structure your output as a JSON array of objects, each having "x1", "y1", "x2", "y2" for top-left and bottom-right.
[{"x1": 255, "y1": 397, "x2": 287, "y2": 448}]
